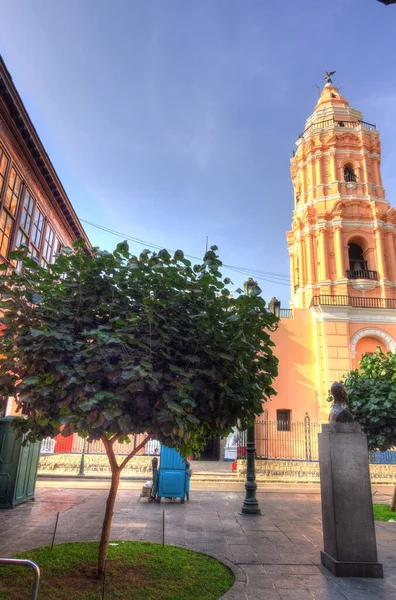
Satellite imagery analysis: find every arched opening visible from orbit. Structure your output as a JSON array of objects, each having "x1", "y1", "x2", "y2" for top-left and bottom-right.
[
  {"x1": 344, "y1": 164, "x2": 357, "y2": 183},
  {"x1": 356, "y1": 336, "x2": 386, "y2": 358},
  {"x1": 353, "y1": 336, "x2": 387, "y2": 369},
  {"x1": 348, "y1": 242, "x2": 366, "y2": 272}
]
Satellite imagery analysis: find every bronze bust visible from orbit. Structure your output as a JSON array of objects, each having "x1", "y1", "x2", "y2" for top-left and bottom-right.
[{"x1": 329, "y1": 382, "x2": 354, "y2": 423}]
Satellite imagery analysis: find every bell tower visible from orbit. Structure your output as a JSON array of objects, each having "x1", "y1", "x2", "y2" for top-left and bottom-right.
[{"x1": 287, "y1": 76, "x2": 396, "y2": 309}]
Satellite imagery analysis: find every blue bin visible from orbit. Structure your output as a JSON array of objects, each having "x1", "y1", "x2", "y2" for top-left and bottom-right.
[{"x1": 157, "y1": 447, "x2": 189, "y2": 503}]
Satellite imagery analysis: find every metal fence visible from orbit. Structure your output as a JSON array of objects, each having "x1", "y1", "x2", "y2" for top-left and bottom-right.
[
  {"x1": 237, "y1": 415, "x2": 320, "y2": 462},
  {"x1": 41, "y1": 432, "x2": 156, "y2": 455},
  {"x1": 237, "y1": 416, "x2": 396, "y2": 464}
]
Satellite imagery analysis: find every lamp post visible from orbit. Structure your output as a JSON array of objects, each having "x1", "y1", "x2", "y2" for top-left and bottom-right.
[{"x1": 241, "y1": 287, "x2": 280, "y2": 515}]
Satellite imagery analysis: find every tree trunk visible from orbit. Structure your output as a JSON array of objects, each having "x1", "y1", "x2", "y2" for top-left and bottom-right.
[
  {"x1": 97, "y1": 433, "x2": 151, "y2": 577},
  {"x1": 98, "y1": 465, "x2": 120, "y2": 577},
  {"x1": 391, "y1": 484, "x2": 396, "y2": 512}
]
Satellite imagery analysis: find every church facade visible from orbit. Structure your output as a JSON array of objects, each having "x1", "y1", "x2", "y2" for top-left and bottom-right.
[{"x1": 266, "y1": 81, "x2": 396, "y2": 427}]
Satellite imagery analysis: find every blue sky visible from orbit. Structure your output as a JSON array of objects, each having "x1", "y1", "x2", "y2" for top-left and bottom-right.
[{"x1": 0, "y1": 0, "x2": 395, "y2": 305}]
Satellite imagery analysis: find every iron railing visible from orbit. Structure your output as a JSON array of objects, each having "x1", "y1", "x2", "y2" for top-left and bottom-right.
[
  {"x1": 237, "y1": 416, "x2": 320, "y2": 461},
  {"x1": 346, "y1": 269, "x2": 378, "y2": 281},
  {"x1": 41, "y1": 432, "x2": 151, "y2": 455},
  {"x1": 311, "y1": 295, "x2": 396, "y2": 309},
  {"x1": 237, "y1": 418, "x2": 396, "y2": 464},
  {"x1": 0, "y1": 558, "x2": 40, "y2": 600},
  {"x1": 299, "y1": 118, "x2": 376, "y2": 138}
]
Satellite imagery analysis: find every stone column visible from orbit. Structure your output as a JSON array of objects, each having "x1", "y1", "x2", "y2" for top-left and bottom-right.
[
  {"x1": 333, "y1": 226, "x2": 345, "y2": 280},
  {"x1": 318, "y1": 228, "x2": 328, "y2": 281},
  {"x1": 315, "y1": 155, "x2": 322, "y2": 188},
  {"x1": 305, "y1": 232, "x2": 315, "y2": 284},
  {"x1": 330, "y1": 152, "x2": 337, "y2": 184},
  {"x1": 385, "y1": 230, "x2": 396, "y2": 283},
  {"x1": 319, "y1": 422, "x2": 383, "y2": 578},
  {"x1": 298, "y1": 234, "x2": 306, "y2": 287},
  {"x1": 374, "y1": 227, "x2": 387, "y2": 281}
]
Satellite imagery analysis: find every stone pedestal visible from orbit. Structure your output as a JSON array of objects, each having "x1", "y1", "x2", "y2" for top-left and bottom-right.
[{"x1": 319, "y1": 422, "x2": 383, "y2": 578}]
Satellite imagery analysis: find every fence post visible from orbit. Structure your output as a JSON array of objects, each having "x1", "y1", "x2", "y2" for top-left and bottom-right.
[
  {"x1": 263, "y1": 410, "x2": 269, "y2": 459},
  {"x1": 304, "y1": 413, "x2": 312, "y2": 461}
]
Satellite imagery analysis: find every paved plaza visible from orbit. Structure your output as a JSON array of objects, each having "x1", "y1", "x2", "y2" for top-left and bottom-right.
[{"x1": 0, "y1": 486, "x2": 396, "y2": 599}]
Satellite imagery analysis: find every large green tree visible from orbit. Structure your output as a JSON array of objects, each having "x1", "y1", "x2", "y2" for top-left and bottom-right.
[
  {"x1": 0, "y1": 241, "x2": 278, "y2": 575},
  {"x1": 343, "y1": 348, "x2": 396, "y2": 510}
]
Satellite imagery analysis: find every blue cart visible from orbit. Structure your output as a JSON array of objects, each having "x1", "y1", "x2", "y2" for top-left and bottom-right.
[{"x1": 156, "y1": 446, "x2": 189, "y2": 504}]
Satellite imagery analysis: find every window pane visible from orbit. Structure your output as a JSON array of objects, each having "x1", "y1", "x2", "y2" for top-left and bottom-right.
[
  {"x1": 0, "y1": 209, "x2": 13, "y2": 258},
  {"x1": 31, "y1": 208, "x2": 44, "y2": 249},
  {"x1": 15, "y1": 230, "x2": 28, "y2": 272},
  {"x1": 0, "y1": 148, "x2": 8, "y2": 198},
  {"x1": 43, "y1": 225, "x2": 55, "y2": 263},
  {"x1": 4, "y1": 168, "x2": 22, "y2": 217},
  {"x1": 15, "y1": 229, "x2": 28, "y2": 248},
  {"x1": 52, "y1": 237, "x2": 63, "y2": 262},
  {"x1": 20, "y1": 191, "x2": 35, "y2": 233},
  {"x1": 276, "y1": 410, "x2": 291, "y2": 432}
]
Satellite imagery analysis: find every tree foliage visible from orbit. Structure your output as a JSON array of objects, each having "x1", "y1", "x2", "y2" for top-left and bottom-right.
[
  {"x1": 0, "y1": 241, "x2": 278, "y2": 455},
  {"x1": 343, "y1": 348, "x2": 396, "y2": 451},
  {"x1": 0, "y1": 240, "x2": 279, "y2": 573}
]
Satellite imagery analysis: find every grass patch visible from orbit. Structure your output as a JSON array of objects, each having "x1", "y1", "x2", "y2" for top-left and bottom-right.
[
  {"x1": 373, "y1": 503, "x2": 396, "y2": 522},
  {"x1": 0, "y1": 541, "x2": 234, "y2": 600}
]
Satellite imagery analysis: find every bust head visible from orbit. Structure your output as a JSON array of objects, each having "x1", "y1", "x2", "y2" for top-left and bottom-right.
[
  {"x1": 329, "y1": 381, "x2": 354, "y2": 423},
  {"x1": 330, "y1": 381, "x2": 348, "y2": 405}
]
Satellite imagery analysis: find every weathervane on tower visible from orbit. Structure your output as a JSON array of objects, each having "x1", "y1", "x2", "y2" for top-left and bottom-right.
[{"x1": 323, "y1": 70, "x2": 336, "y2": 84}]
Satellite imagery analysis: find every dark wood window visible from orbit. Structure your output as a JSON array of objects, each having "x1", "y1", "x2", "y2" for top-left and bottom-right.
[
  {"x1": 277, "y1": 410, "x2": 291, "y2": 431},
  {"x1": 4, "y1": 167, "x2": 22, "y2": 216},
  {"x1": 30, "y1": 207, "x2": 44, "y2": 258},
  {"x1": 20, "y1": 191, "x2": 35, "y2": 235},
  {"x1": 0, "y1": 147, "x2": 9, "y2": 198},
  {"x1": 42, "y1": 225, "x2": 55, "y2": 266},
  {"x1": 0, "y1": 140, "x2": 60, "y2": 267},
  {"x1": 0, "y1": 210, "x2": 14, "y2": 258},
  {"x1": 53, "y1": 236, "x2": 63, "y2": 262},
  {"x1": 0, "y1": 166, "x2": 22, "y2": 259}
]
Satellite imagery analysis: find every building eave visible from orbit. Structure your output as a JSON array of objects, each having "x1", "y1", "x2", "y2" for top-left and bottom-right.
[{"x1": 0, "y1": 55, "x2": 90, "y2": 245}]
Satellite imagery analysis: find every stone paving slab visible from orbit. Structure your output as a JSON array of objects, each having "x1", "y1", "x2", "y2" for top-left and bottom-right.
[{"x1": 0, "y1": 488, "x2": 395, "y2": 599}]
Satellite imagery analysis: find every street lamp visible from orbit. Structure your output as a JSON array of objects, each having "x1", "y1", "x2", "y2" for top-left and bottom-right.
[
  {"x1": 241, "y1": 288, "x2": 280, "y2": 515},
  {"x1": 241, "y1": 278, "x2": 262, "y2": 515}
]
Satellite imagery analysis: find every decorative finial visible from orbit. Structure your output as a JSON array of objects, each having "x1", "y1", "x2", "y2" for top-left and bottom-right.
[{"x1": 323, "y1": 70, "x2": 336, "y2": 84}]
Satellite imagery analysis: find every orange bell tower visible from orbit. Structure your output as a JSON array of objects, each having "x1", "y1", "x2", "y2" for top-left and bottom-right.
[
  {"x1": 266, "y1": 73, "x2": 396, "y2": 425},
  {"x1": 287, "y1": 76, "x2": 396, "y2": 309}
]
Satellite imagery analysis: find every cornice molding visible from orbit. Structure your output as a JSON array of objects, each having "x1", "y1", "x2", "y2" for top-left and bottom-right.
[{"x1": 310, "y1": 305, "x2": 396, "y2": 325}]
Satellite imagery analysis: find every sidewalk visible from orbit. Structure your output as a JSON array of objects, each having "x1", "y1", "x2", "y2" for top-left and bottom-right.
[{"x1": 0, "y1": 487, "x2": 395, "y2": 599}]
